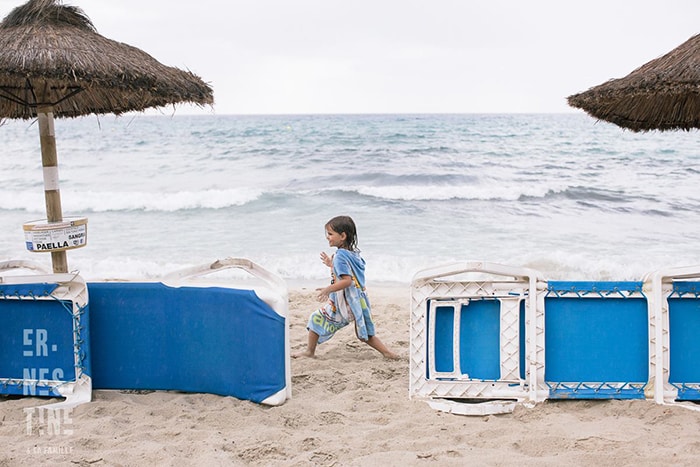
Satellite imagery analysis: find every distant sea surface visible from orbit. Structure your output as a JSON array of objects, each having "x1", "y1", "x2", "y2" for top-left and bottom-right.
[{"x1": 2, "y1": 113, "x2": 699, "y2": 283}]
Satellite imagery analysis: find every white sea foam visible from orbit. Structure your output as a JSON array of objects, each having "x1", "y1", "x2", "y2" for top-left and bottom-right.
[{"x1": 0, "y1": 188, "x2": 263, "y2": 212}]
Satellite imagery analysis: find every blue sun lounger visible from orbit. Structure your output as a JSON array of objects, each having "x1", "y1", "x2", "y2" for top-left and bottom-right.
[
  {"x1": 0, "y1": 258, "x2": 290, "y2": 408},
  {"x1": 410, "y1": 261, "x2": 700, "y2": 415},
  {"x1": 0, "y1": 262, "x2": 91, "y2": 409},
  {"x1": 543, "y1": 281, "x2": 649, "y2": 400},
  {"x1": 88, "y1": 258, "x2": 290, "y2": 406}
]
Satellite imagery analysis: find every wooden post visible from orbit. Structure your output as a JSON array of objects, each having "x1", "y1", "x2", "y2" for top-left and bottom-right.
[{"x1": 37, "y1": 106, "x2": 68, "y2": 273}]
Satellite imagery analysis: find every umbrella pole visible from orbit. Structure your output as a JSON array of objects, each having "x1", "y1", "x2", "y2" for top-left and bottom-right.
[{"x1": 37, "y1": 106, "x2": 68, "y2": 274}]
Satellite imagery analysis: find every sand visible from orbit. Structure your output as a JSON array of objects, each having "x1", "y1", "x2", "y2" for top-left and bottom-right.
[{"x1": 2, "y1": 284, "x2": 700, "y2": 466}]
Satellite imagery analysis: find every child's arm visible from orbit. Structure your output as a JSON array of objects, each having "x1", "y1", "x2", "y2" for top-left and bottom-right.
[{"x1": 317, "y1": 274, "x2": 352, "y2": 302}]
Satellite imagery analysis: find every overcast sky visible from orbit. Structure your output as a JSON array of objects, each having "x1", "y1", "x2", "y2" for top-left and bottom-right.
[{"x1": 2, "y1": 0, "x2": 699, "y2": 115}]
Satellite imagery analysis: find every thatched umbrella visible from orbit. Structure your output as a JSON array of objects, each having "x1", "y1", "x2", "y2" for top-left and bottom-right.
[
  {"x1": 0, "y1": 0, "x2": 213, "y2": 273},
  {"x1": 567, "y1": 33, "x2": 700, "y2": 132}
]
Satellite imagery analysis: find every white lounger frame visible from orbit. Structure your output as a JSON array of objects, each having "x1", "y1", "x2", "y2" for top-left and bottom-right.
[
  {"x1": 410, "y1": 261, "x2": 548, "y2": 415},
  {"x1": 645, "y1": 265, "x2": 700, "y2": 411}
]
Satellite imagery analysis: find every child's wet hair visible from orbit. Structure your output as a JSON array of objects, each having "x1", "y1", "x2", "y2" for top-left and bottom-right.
[{"x1": 326, "y1": 215, "x2": 358, "y2": 251}]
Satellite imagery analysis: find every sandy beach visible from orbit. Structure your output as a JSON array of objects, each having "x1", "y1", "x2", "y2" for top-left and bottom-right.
[{"x1": 1, "y1": 283, "x2": 700, "y2": 466}]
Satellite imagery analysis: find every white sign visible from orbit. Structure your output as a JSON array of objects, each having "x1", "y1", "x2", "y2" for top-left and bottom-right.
[{"x1": 23, "y1": 218, "x2": 88, "y2": 252}]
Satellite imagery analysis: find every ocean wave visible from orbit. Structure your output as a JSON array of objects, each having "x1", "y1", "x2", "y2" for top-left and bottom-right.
[
  {"x1": 0, "y1": 188, "x2": 263, "y2": 212},
  {"x1": 1, "y1": 182, "x2": 687, "y2": 216},
  {"x1": 348, "y1": 184, "x2": 527, "y2": 201},
  {"x1": 333, "y1": 181, "x2": 568, "y2": 202},
  {"x1": 519, "y1": 185, "x2": 663, "y2": 206},
  {"x1": 283, "y1": 172, "x2": 569, "y2": 202}
]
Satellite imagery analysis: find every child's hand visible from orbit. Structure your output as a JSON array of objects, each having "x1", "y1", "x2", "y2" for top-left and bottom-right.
[
  {"x1": 320, "y1": 252, "x2": 333, "y2": 268},
  {"x1": 316, "y1": 287, "x2": 329, "y2": 302}
]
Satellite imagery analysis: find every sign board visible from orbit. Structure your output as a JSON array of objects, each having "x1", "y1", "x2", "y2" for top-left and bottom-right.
[{"x1": 23, "y1": 217, "x2": 88, "y2": 252}]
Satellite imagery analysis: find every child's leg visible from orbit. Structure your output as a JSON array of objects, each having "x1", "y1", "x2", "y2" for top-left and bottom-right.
[
  {"x1": 292, "y1": 330, "x2": 320, "y2": 358},
  {"x1": 365, "y1": 335, "x2": 399, "y2": 359}
]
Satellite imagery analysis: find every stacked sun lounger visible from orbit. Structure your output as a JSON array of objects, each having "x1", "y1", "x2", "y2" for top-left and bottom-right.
[{"x1": 409, "y1": 261, "x2": 700, "y2": 415}]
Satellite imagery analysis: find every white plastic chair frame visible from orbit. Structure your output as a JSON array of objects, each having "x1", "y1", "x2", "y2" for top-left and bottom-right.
[
  {"x1": 410, "y1": 261, "x2": 547, "y2": 415},
  {"x1": 645, "y1": 265, "x2": 700, "y2": 412}
]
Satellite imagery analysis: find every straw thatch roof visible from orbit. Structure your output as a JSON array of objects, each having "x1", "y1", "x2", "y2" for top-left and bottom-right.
[
  {"x1": 568, "y1": 34, "x2": 700, "y2": 132},
  {"x1": 0, "y1": 0, "x2": 213, "y2": 119}
]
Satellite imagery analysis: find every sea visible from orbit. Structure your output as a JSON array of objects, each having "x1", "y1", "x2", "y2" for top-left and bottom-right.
[{"x1": 1, "y1": 113, "x2": 699, "y2": 284}]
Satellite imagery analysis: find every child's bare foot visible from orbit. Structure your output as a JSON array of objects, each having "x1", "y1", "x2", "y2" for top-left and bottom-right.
[
  {"x1": 292, "y1": 350, "x2": 316, "y2": 359},
  {"x1": 382, "y1": 351, "x2": 400, "y2": 360}
]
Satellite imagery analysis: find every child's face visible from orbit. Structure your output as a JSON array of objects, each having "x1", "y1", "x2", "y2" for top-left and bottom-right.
[{"x1": 325, "y1": 227, "x2": 347, "y2": 248}]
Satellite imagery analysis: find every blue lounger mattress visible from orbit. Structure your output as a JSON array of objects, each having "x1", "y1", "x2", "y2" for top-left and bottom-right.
[{"x1": 88, "y1": 282, "x2": 287, "y2": 405}]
